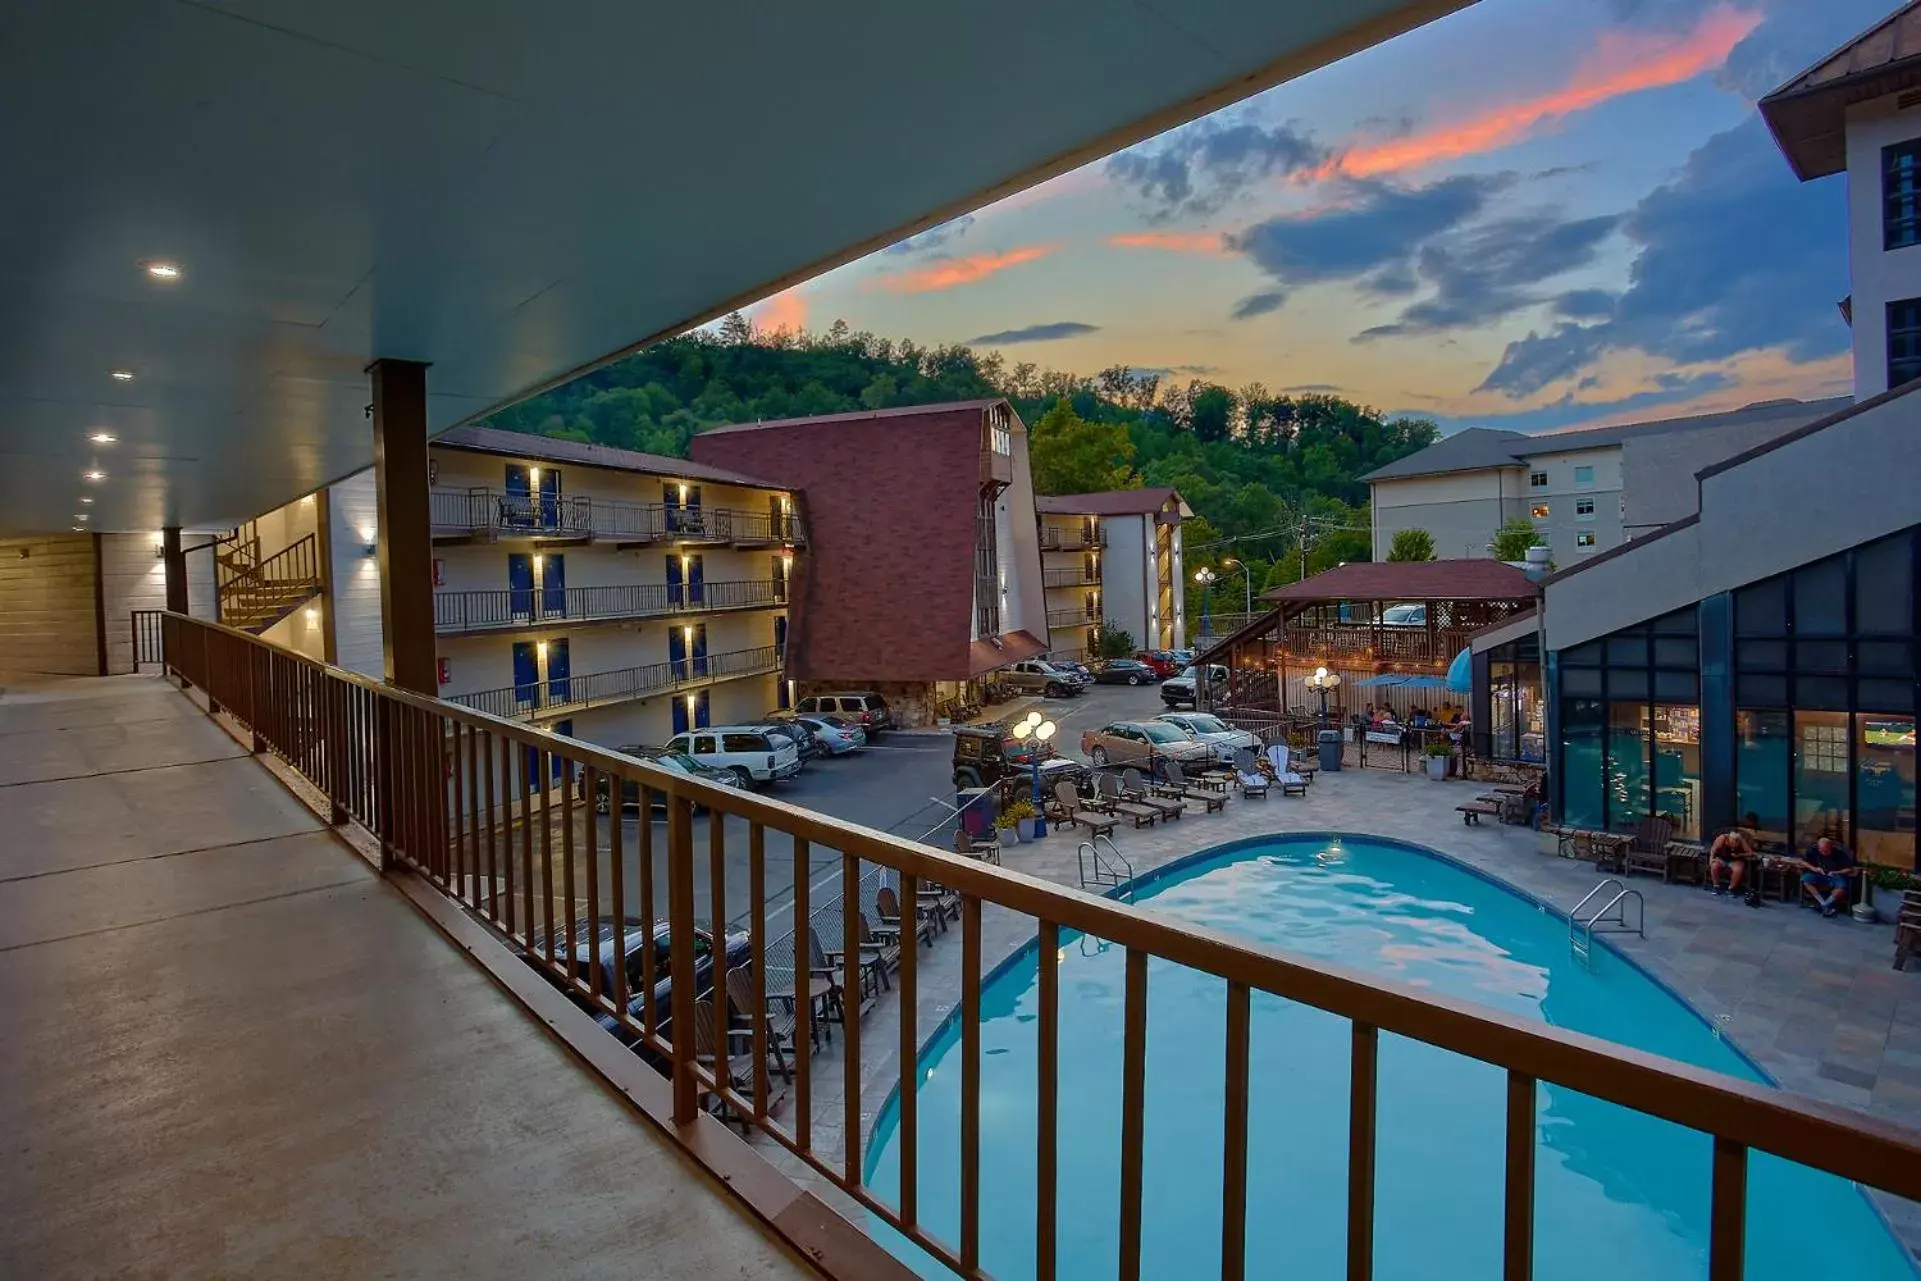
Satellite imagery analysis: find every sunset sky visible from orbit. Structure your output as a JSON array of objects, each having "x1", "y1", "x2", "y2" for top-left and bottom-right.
[{"x1": 747, "y1": 0, "x2": 1883, "y2": 435}]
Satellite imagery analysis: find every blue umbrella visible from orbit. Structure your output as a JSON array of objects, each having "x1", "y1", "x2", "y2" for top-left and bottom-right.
[
  {"x1": 1352, "y1": 673, "x2": 1407, "y2": 688},
  {"x1": 1399, "y1": 674, "x2": 1449, "y2": 690},
  {"x1": 1445, "y1": 647, "x2": 1473, "y2": 693}
]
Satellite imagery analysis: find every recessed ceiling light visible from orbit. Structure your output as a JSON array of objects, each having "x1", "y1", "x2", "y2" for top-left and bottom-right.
[
  {"x1": 72, "y1": 526, "x2": 86, "y2": 532},
  {"x1": 74, "y1": 513, "x2": 88, "y2": 521},
  {"x1": 84, "y1": 470, "x2": 105, "y2": 482},
  {"x1": 89, "y1": 431, "x2": 117, "y2": 444},
  {"x1": 78, "y1": 497, "x2": 93, "y2": 505},
  {"x1": 109, "y1": 369, "x2": 135, "y2": 382},
  {"x1": 143, "y1": 260, "x2": 182, "y2": 281}
]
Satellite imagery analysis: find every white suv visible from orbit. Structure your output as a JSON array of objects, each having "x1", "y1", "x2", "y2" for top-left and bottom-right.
[{"x1": 665, "y1": 726, "x2": 802, "y2": 788}]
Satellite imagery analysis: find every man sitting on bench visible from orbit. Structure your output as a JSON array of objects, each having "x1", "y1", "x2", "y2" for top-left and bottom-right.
[
  {"x1": 1800, "y1": 837, "x2": 1856, "y2": 918},
  {"x1": 1707, "y1": 825, "x2": 1756, "y2": 897}
]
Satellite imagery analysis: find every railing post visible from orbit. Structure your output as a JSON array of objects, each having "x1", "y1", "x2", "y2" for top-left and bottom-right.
[
  {"x1": 374, "y1": 697, "x2": 397, "y2": 871},
  {"x1": 666, "y1": 792, "x2": 700, "y2": 1126},
  {"x1": 247, "y1": 647, "x2": 266, "y2": 754}
]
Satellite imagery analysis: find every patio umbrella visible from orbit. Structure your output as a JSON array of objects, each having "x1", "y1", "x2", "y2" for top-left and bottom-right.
[
  {"x1": 1352, "y1": 673, "x2": 1408, "y2": 687},
  {"x1": 1445, "y1": 647, "x2": 1472, "y2": 693},
  {"x1": 1398, "y1": 675, "x2": 1449, "y2": 690}
]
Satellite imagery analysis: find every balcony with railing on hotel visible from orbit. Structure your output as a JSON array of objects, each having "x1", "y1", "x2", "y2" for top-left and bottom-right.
[
  {"x1": 1046, "y1": 606, "x2": 1099, "y2": 630},
  {"x1": 1038, "y1": 523, "x2": 1104, "y2": 551},
  {"x1": 449, "y1": 643, "x2": 783, "y2": 721},
  {"x1": 430, "y1": 488, "x2": 804, "y2": 548},
  {"x1": 434, "y1": 578, "x2": 786, "y2": 635},
  {"x1": 1043, "y1": 565, "x2": 1100, "y2": 589}
]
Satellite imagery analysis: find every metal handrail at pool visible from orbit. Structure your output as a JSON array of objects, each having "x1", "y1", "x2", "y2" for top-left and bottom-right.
[{"x1": 155, "y1": 610, "x2": 1921, "y2": 1281}]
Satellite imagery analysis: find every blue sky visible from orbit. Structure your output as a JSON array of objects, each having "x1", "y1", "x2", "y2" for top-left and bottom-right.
[{"x1": 749, "y1": 0, "x2": 1885, "y2": 434}]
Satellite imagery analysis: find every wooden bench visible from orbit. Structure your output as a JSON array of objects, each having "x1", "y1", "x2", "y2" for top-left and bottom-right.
[{"x1": 1457, "y1": 802, "x2": 1501, "y2": 826}]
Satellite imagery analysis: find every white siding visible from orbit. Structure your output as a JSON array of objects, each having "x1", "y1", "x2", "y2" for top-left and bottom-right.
[
  {"x1": 1846, "y1": 92, "x2": 1921, "y2": 400},
  {"x1": 998, "y1": 420, "x2": 1046, "y2": 641},
  {"x1": 0, "y1": 535, "x2": 98, "y2": 677},
  {"x1": 1102, "y1": 513, "x2": 1148, "y2": 647},
  {"x1": 328, "y1": 469, "x2": 385, "y2": 680},
  {"x1": 1370, "y1": 469, "x2": 1523, "y2": 560},
  {"x1": 98, "y1": 532, "x2": 216, "y2": 674}
]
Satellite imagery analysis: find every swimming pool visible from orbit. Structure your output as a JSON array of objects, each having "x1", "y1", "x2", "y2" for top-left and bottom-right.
[{"x1": 864, "y1": 834, "x2": 1914, "y2": 1280}]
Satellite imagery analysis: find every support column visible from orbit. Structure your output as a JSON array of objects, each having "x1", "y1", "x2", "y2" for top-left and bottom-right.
[
  {"x1": 370, "y1": 358, "x2": 436, "y2": 695},
  {"x1": 162, "y1": 526, "x2": 188, "y2": 615},
  {"x1": 1698, "y1": 593, "x2": 1735, "y2": 834}
]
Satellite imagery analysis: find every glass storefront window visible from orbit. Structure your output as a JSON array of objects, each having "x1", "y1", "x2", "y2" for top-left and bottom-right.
[
  {"x1": 1519, "y1": 681, "x2": 1544, "y2": 763},
  {"x1": 1857, "y1": 713, "x2": 1917, "y2": 870},
  {"x1": 1734, "y1": 710, "x2": 1790, "y2": 846},
  {"x1": 1606, "y1": 702, "x2": 1649, "y2": 831},
  {"x1": 1491, "y1": 660, "x2": 1516, "y2": 760},
  {"x1": 1793, "y1": 710, "x2": 1851, "y2": 848},
  {"x1": 1652, "y1": 705, "x2": 1701, "y2": 839},
  {"x1": 1561, "y1": 698, "x2": 1605, "y2": 830}
]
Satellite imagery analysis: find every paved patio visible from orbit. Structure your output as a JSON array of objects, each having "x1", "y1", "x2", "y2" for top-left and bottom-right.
[{"x1": 761, "y1": 763, "x2": 1921, "y2": 1258}]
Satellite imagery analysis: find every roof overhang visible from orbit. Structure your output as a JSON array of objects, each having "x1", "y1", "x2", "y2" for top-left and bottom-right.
[{"x1": 0, "y1": 0, "x2": 1467, "y2": 536}]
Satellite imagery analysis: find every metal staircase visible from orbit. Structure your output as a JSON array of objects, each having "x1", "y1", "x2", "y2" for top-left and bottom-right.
[
  {"x1": 1569, "y1": 877, "x2": 1644, "y2": 966},
  {"x1": 216, "y1": 524, "x2": 322, "y2": 634}
]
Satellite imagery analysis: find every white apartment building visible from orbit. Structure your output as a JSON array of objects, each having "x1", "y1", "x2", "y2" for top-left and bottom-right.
[
  {"x1": 1034, "y1": 488, "x2": 1189, "y2": 658},
  {"x1": 1363, "y1": 397, "x2": 1847, "y2": 565},
  {"x1": 235, "y1": 426, "x2": 801, "y2": 748}
]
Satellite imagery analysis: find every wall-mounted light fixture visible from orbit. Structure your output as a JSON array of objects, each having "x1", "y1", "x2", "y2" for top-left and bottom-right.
[
  {"x1": 152, "y1": 532, "x2": 165, "y2": 560},
  {"x1": 304, "y1": 607, "x2": 320, "y2": 625},
  {"x1": 358, "y1": 523, "x2": 376, "y2": 556}
]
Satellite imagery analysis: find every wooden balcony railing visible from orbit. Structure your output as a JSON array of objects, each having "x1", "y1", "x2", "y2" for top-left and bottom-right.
[
  {"x1": 448, "y1": 643, "x2": 783, "y2": 721},
  {"x1": 433, "y1": 578, "x2": 781, "y2": 633},
  {"x1": 1045, "y1": 608, "x2": 1098, "y2": 630},
  {"x1": 1043, "y1": 567, "x2": 1100, "y2": 588},
  {"x1": 153, "y1": 610, "x2": 1921, "y2": 1281},
  {"x1": 430, "y1": 487, "x2": 805, "y2": 547},
  {"x1": 1039, "y1": 526, "x2": 1104, "y2": 552},
  {"x1": 1278, "y1": 623, "x2": 1480, "y2": 667}
]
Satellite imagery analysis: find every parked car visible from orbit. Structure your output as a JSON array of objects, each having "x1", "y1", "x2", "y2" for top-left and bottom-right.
[
  {"x1": 1156, "y1": 711, "x2": 1261, "y2": 763},
  {"x1": 1002, "y1": 658, "x2": 1086, "y2": 698},
  {"x1": 1079, "y1": 720, "x2": 1214, "y2": 775},
  {"x1": 527, "y1": 916, "x2": 753, "y2": 1052},
  {"x1": 664, "y1": 725, "x2": 802, "y2": 787},
  {"x1": 754, "y1": 717, "x2": 819, "y2": 762},
  {"x1": 1092, "y1": 658, "x2": 1160, "y2": 685},
  {"x1": 793, "y1": 691, "x2": 895, "y2": 737},
  {"x1": 1380, "y1": 602, "x2": 1426, "y2": 627},
  {"x1": 952, "y1": 723, "x2": 1083, "y2": 790},
  {"x1": 792, "y1": 713, "x2": 866, "y2": 755},
  {"x1": 592, "y1": 747, "x2": 747, "y2": 814},
  {"x1": 1053, "y1": 659, "x2": 1096, "y2": 689},
  {"x1": 1160, "y1": 663, "x2": 1229, "y2": 707},
  {"x1": 1133, "y1": 650, "x2": 1182, "y2": 679}
]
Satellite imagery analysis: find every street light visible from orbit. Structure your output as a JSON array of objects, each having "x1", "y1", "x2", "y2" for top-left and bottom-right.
[
  {"x1": 1221, "y1": 557, "x2": 1253, "y2": 618},
  {"x1": 1010, "y1": 710, "x2": 1057, "y2": 836},
  {"x1": 1194, "y1": 566, "x2": 1217, "y2": 638},
  {"x1": 1306, "y1": 665, "x2": 1341, "y2": 729}
]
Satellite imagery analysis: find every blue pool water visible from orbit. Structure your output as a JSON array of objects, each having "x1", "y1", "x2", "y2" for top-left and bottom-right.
[{"x1": 864, "y1": 834, "x2": 1914, "y2": 1280}]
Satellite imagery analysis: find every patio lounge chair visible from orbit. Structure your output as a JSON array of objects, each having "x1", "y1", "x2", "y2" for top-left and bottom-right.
[
  {"x1": 876, "y1": 883, "x2": 937, "y2": 947},
  {"x1": 1051, "y1": 780, "x2": 1119, "y2": 838},
  {"x1": 1091, "y1": 772, "x2": 1162, "y2": 827},
  {"x1": 1621, "y1": 815, "x2": 1676, "y2": 880},
  {"x1": 1158, "y1": 760, "x2": 1227, "y2": 812},
  {"x1": 1120, "y1": 767, "x2": 1185, "y2": 820},
  {"x1": 692, "y1": 996, "x2": 752, "y2": 1133},
  {"x1": 1263, "y1": 745, "x2": 1308, "y2": 796},
  {"x1": 724, "y1": 967, "x2": 795, "y2": 1083},
  {"x1": 1235, "y1": 748, "x2": 1269, "y2": 799},
  {"x1": 954, "y1": 827, "x2": 1002, "y2": 864}
]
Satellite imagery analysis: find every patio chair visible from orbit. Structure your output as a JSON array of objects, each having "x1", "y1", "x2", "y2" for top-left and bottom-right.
[
  {"x1": 1894, "y1": 890, "x2": 1920, "y2": 972},
  {"x1": 876, "y1": 883, "x2": 937, "y2": 947},
  {"x1": 1158, "y1": 760, "x2": 1227, "y2": 812},
  {"x1": 1497, "y1": 783, "x2": 1540, "y2": 827},
  {"x1": 691, "y1": 996, "x2": 752, "y2": 1133},
  {"x1": 1234, "y1": 748, "x2": 1270, "y2": 799},
  {"x1": 803, "y1": 928, "x2": 850, "y2": 1023},
  {"x1": 1120, "y1": 767, "x2": 1185, "y2": 820},
  {"x1": 1262, "y1": 744, "x2": 1307, "y2": 796},
  {"x1": 1621, "y1": 815, "x2": 1676, "y2": 879},
  {"x1": 1052, "y1": 779, "x2": 1119, "y2": 837},
  {"x1": 1091, "y1": 772, "x2": 1162, "y2": 827},
  {"x1": 723, "y1": 967, "x2": 795, "y2": 1083},
  {"x1": 954, "y1": 827, "x2": 1001, "y2": 865}
]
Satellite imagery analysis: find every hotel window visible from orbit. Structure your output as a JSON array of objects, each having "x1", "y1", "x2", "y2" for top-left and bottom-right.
[
  {"x1": 1528, "y1": 470, "x2": 1548, "y2": 488},
  {"x1": 987, "y1": 403, "x2": 1013, "y2": 456},
  {"x1": 1530, "y1": 503, "x2": 1550, "y2": 519},
  {"x1": 1573, "y1": 465, "x2": 1595, "y2": 485},
  {"x1": 1884, "y1": 140, "x2": 1921, "y2": 249},
  {"x1": 1576, "y1": 498, "x2": 1595, "y2": 519},
  {"x1": 1888, "y1": 297, "x2": 1921, "y2": 389},
  {"x1": 1576, "y1": 531, "x2": 1597, "y2": 549}
]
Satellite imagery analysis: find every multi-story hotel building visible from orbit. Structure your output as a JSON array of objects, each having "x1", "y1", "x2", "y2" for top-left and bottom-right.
[{"x1": 1034, "y1": 488, "x2": 1189, "y2": 658}]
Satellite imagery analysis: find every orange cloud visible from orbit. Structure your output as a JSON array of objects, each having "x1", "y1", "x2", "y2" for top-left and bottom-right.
[
  {"x1": 1107, "y1": 231, "x2": 1229, "y2": 255},
  {"x1": 751, "y1": 287, "x2": 807, "y2": 334},
  {"x1": 870, "y1": 244, "x2": 1056, "y2": 293},
  {"x1": 1318, "y1": 5, "x2": 1762, "y2": 180}
]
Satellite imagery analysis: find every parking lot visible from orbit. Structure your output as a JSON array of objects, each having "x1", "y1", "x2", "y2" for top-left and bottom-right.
[{"x1": 594, "y1": 680, "x2": 1175, "y2": 934}]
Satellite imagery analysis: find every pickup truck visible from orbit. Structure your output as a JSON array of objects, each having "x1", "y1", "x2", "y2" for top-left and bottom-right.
[
  {"x1": 1001, "y1": 659, "x2": 1088, "y2": 698},
  {"x1": 1160, "y1": 663, "x2": 1229, "y2": 707}
]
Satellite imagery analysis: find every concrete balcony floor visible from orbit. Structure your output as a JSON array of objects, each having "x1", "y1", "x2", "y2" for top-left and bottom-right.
[{"x1": 0, "y1": 675, "x2": 814, "y2": 1280}]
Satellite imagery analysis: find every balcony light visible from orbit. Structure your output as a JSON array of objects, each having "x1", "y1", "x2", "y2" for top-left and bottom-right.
[
  {"x1": 84, "y1": 470, "x2": 106, "y2": 482},
  {"x1": 110, "y1": 369, "x2": 135, "y2": 382},
  {"x1": 89, "y1": 431, "x2": 116, "y2": 444},
  {"x1": 142, "y1": 260, "x2": 183, "y2": 281}
]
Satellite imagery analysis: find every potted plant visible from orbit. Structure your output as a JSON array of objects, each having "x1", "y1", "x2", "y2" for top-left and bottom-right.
[
  {"x1": 999, "y1": 797, "x2": 1038, "y2": 843},
  {"x1": 1424, "y1": 740, "x2": 1451, "y2": 781}
]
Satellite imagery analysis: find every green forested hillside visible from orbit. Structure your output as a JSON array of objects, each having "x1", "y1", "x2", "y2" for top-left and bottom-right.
[{"x1": 487, "y1": 317, "x2": 1440, "y2": 605}]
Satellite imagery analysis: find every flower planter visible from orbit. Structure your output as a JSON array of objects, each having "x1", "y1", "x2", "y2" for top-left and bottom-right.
[
  {"x1": 998, "y1": 825, "x2": 1020, "y2": 845},
  {"x1": 1426, "y1": 755, "x2": 1449, "y2": 782},
  {"x1": 1017, "y1": 817, "x2": 1038, "y2": 842}
]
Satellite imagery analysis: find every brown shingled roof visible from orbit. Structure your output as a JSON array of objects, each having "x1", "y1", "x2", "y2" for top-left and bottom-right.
[
  {"x1": 1263, "y1": 559, "x2": 1537, "y2": 603},
  {"x1": 1035, "y1": 487, "x2": 1183, "y2": 516},
  {"x1": 689, "y1": 401, "x2": 1016, "y2": 683},
  {"x1": 434, "y1": 424, "x2": 789, "y2": 489}
]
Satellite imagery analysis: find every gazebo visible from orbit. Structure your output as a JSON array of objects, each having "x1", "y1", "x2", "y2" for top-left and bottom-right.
[{"x1": 1196, "y1": 560, "x2": 1539, "y2": 722}]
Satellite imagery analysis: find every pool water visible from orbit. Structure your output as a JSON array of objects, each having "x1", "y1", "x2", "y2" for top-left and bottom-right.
[{"x1": 864, "y1": 835, "x2": 1914, "y2": 1280}]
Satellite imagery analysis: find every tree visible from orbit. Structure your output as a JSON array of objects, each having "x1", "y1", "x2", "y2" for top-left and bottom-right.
[
  {"x1": 1027, "y1": 402, "x2": 1139, "y2": 495},
  {"x1": 1386, "y1": 528, "x2": 1436, "y2": 562},
  {"x1": 1094, "y1": 621, "x2": 1135, "y2": 659},
  {"x1": 1490, "y1": 517, "x2": 1546, "y2": 562}
]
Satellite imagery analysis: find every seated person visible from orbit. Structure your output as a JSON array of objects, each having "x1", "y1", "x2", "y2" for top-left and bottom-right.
[
  {"x1": 1799, "y1": 837, "x2": 1856, "y2": 918},
  {"x1": 1409, "y1": 708, "x2": 1431, "y2": 728},
  {"x1": 1706, "y1": 826, "x2": 1755, "y2": 896}
]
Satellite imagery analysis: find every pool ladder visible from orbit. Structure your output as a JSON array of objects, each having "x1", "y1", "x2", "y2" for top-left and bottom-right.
[
  {"x1": 1569, "y1": 877, "x2": 1644, "y2": 965},
  {"x1": 1078, "y1": 835, "x2": 1134, "y2": 901}
]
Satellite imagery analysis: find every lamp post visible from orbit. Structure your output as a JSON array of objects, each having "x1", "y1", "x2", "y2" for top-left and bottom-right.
[
  {"x1": 1194, "y1": 566, "x2": 1217, "y2": 638},
  {"x1": 1221, "y1": 557, "x2": 1253, "y2": 619},
  {"x1": 1307, "y1": 665, "x2": 1341, "y2": 729},
  {"x1": 1010, "y1": 710, "x2": 1057, "y2": 837}
]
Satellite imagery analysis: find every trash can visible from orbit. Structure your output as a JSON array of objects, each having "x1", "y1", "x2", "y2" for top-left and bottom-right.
[
  {"x1": 1318, "y1": 729, "x2": 1343, "y2": 772},
  {"x1": 957, "y1": 786, "x2": 995, "y2": 838}
]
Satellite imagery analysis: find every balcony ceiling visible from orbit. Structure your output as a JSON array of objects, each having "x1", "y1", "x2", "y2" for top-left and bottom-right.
[{"x1": 0, "y1": 0, "x2": 1461, "y2": 536}]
